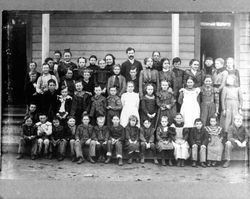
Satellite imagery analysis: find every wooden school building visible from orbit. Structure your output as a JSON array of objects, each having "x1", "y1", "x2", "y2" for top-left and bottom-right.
[{"x1": 1, "y1": 10, "x2": 250, "y2": 154}]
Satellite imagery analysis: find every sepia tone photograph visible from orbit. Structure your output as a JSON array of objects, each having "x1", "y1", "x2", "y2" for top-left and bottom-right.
[{"x1": 0, "y1": 0, "x2": 250, "y2": 198}]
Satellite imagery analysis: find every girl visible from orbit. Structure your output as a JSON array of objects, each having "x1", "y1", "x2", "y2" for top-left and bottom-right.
[
  {"x1": 200, "y1": 75, "x2": 219, "y2": 126},
  {"x1": 107, "y1": 64, "x2": 126, "y2": 97},
  {"x1": 64, "y1": 117, "x2": 77, "y2": 162},
  {"x1": 159, "y1": 58, "x2": 177, "y2": 97},
  {"x1": 56, "y1": 49, "x2": 77, "y2": 83},
  {"x1": 105, "y1": 53, "x2": 116, "y2": 73},
  {"x1": 140, "y1": 83, "x2": 157, "y2": 128},
  {"x1": 156, "y1": 80, "x2": 176, "y2": 126},
  {"x1": 139, "y1": 57, "x2": 159, "y2": 98},
  {"x1": 125, "y1": 115, "x2": 141, "y2": 164},
  {"x1": 74, "y1": 57, "x2": 88, "y2": 81},
  {"x1": 36, "y1": 63, "x2": 58, "y2": 95},
  {"x1": 88, "y1": 55, "x2": 98, "y2": 75},
  {"x1": 94, "y1": 59, "x2": 111, "y2": 96},
  {"x1": 56, "y1": 86, "x2": 72, "y2": 125},
  {"x1": 179, "y1": 77, "x2": 200, "y2": 128},
  {"x1": 60, "y1": 69, "x2": 75, "y2": 97},
  {"x1": 205, "y1": 117, "x2": 224, "y2": 167},
  {"x1": 156, "y1": 116, "x2": 176, "y2": 166},
  {"x1": 226, "y1": 57, "x2": 240, "y2": 87},
  {"x1": 171, "y1": 114, "x2": 189, "y2": 167},
  {"x1": 24, "y1": 72, "x2": 39, "y2": 109},
  {"x1": 183, "y1": 59, "x2": 204, "y2": 88},
  {"x1": 220, "y1": 75, "x2": 243, "y2": 131},
  {"x1": 120, "y1": 81, "x2": 140, "y2": 127}
]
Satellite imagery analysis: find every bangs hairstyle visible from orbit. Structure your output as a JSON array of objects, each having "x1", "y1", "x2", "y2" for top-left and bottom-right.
[
  {"x1": 161, "y1": 57, "x2": 170, "y2": 65},
  {"x1": 172, "y1": 57, "x2": 181, "y2": 65},
  {"x1": 144, "y1": 57, "x2": 153, "y2": 65},
  {"x1": 128, "y1": 115, "x2": 138, "y2": 124}
]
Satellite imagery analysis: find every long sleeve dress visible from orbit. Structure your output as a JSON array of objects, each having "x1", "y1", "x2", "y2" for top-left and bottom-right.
[{"x1": 120, "y1": 92, "x2": 140, "y2": 127}]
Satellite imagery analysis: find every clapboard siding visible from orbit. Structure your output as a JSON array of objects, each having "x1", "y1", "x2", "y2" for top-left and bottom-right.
[
  {"x1": 239, "y1": 14, "x2": 250, "y2": 109},
  {"x1": 31, "y1": 13, "x2": 196, "y2": 69}
]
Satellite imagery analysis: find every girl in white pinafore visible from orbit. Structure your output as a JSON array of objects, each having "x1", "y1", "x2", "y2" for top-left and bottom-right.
[
  {"x1": 120, "y1": 81, "x2": 140, "y2": 127},
  {"x1": 179, "y1": 77, "x2": 200, "y2": 128}
]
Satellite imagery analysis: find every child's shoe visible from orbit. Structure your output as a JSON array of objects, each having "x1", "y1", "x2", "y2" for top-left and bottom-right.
[
  {"x1": 168, "y1": 159, "x2": 173, "y2": 166},
  {"x1": 153, "y1": 157, "x2": 159, "y2": 165},
  {"x1": 223, "y1": 160, "x2": 230, "y2": 168},
  {"x1": 200, "y1": 162, "x2": 206, "y2": 168},
  {"x1": 16, "y1": 154, "x2": 23, "y2": 159},
  {"x1": 161, "y1": 158, "x2": 166, "y2": 166},
  {"x1": 192, "y1": 161, "x2": 197, "y2": 167},
  {"x1": 105, "y1": 157, "x2": 111, "y2": 164},
  {"x1": 207, "y1": 161, "x2": 211, "y2": 167},
  {"x1": 88, "y1": 156, "x2": 96, "y2": 164},
  {"x1": 31, "y1": 155, "x2": 36, "y2": 160},
  {"x1": 118, "y1": 158, "x2": 123, "y2": 166},
  {"x1": 77, "y1": 157, "x2": 84, "y2": 164},
  {"x1": 71, "y1": 157, "x2": 77, "y2": 162}
]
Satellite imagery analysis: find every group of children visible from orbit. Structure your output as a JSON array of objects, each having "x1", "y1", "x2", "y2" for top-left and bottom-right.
[{"x1": 18, "y1": 48, "x2": 249, "y2": 168}]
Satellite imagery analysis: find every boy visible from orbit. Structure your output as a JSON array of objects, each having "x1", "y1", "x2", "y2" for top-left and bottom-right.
[
  {"x1": 82, "y1": 69, "x2": 94, "y2": 96},
  {"x1": 106, "y1": 86, "x2": 122, "y2": 126},
  {"x1": 51, "y1": 117, "x2": 67, "y2": 161},
  {"x1": 70, "y1": 81, "x2": 91, "y2": 125},
  {"x1": 36, "y1": 114, "x2": 52, "y2": 158},
  {"x1": 140, "y1": 119, "x2": 158, "y2": 164},
  {"x1": 189, "y1": 118, "x2": 208, "y2": 167},
  {"x1": 17, "y1": 117, "x2": 37, "y2": 160},
  {"x1": 24, "y1": 103, "x2": 39, "y2": 124},
  {"x1": 93, "y1": 116, "x2": 110, "y2": 163},
  {"x1": 24, "y1": 72, "x2": 39, "y2": 108},
  {"x1": 107, "y1": 115, "x2": 125, "y2": 165},
  {"x1": 41, "y1": 79, "x2": 58, "y2": 121},
  {"x1": 126, "y1": 67, "x2": 139, "y2": 93},
  {"x1": 223, "y1": 115, "x2": 250, "y2": 168},
  {"x1": 74, "y1": 114, "x2": 96, "y2": 164},
  {"x1": 89, "y1": 85, "x2": 107, "y2": 124}
]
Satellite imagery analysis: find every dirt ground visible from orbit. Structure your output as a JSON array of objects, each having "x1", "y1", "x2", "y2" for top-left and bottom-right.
[{"x1": 0, "y1": 154, "x2": 250, "y2": 198}]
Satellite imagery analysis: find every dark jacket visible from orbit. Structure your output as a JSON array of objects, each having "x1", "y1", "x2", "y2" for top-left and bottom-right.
[
  {"x1": 121, "y1": 59, "x2": 143, "y2": 80},
  {"x1": 156, "y1": 126, "x2": 176, "y2": 142},
  {"x1": 140, "y1": 127, "x2": 155, "y2": 143},
  {"x1": 51, "y1": 125, "x2": 65, "y2": 140},
  {"x1": 183, "y1": 69, "x2": 205, "y2": 88},
  {"x1": 109, "y1": 125, "x2": 125, "y2": 141},
  {"x1": 21, "y1": 124, "x2": 37, "y2": 139},
  {"x1": 75, "y1": 124, "x2": 94, "y2": 142},
  {"x1": 93, "y1": 125, "x2": 109, "y2": 142},
  {"x1": 189, "y1": 127, "x2": 208, "y2": 146},
  {"x1": 125, "y1": 125, "x2": 140, "y2": 142}
]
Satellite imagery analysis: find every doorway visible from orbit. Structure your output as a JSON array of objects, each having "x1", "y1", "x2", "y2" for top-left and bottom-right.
[
  {"x1": 200, "y1": 29, "x2": 234, "y2": 64},
  {"x1": 2, "y1": 14, "x2": 27, "y2": 105}
]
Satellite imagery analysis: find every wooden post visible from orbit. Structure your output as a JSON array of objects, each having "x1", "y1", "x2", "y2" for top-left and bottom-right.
[
  {"x1": 42, "y1": 13, "x2": 50, "y2": 64},
  {"x1": 172, "y1": 13, "x2": 180, "y2": 58},
  {"x1": 0, "y1": 11, "x2": 2, "y2": 171}
]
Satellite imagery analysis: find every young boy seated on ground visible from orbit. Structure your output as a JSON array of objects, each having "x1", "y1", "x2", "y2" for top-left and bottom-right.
[
  {"x1": 223, "y1": 114, "x2": 250, "y2": 168},
  {"x1": 140, "y1": 119, "x2": 158, "y2": 164},
  {"x1": 17, "y1": 117, "x2": 38, "y2": 160},
  {"x1": 36, "y1": 113, "x2": 52, "y2": 159},
  {"x1": 93, "y1": 115, "x2": 110, "y2": 163},
  {"x1": 51, "y1": 117, "x2": 67, "y2": 161},
  {"x1": 24, "y1": 103, "x2": 39, "y2": 123},
  {"x1": 74, "y1": 114, "x2": 96, "y2": 164},
  {"x1": 106, "y1": 115, "x2": 125, "y2": 166},
  {"x1": 190, "y1": 118, "x2": 209, "y2": 168}
]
